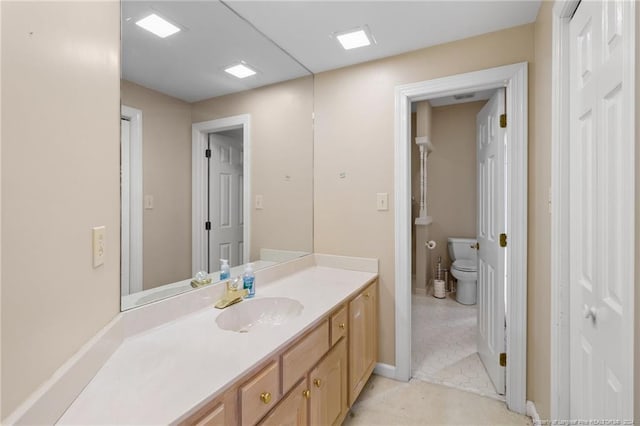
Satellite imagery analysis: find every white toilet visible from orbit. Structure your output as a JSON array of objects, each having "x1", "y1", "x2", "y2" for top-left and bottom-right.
[{"x1": 447, "y1": 237, "x2": 478, "y2": 305}]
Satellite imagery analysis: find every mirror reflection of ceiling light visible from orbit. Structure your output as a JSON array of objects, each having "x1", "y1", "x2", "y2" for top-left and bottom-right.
[
  {"x1": 225, "y1": 63, "x2": 257, "y2": 79},
  {"x1": 136, "y1": 13, "x2": 181, "y2": 38},
  {"x1": 336, "y1": 27, "x2": 372, "y2": 50}
]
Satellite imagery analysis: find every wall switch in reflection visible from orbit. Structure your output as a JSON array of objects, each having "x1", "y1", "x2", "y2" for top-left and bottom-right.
[
  {"x1": 377, "y1": 193, "x2": 389, "y2": 211},
  {"x1": 255, "y1": 194, "x2": 264, "y2": 210},
  {"x1": 144, "y1": 195, "x2": 154, "y2": 210},
  {"x1": 92, "y1": 226, "x2": 106, "y2": 268}
]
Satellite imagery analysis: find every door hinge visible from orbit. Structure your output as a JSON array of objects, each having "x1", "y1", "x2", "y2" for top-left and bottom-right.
[
  {"x1": 205, "y1": 221, "x2": 211, "y2": 231},
  {"x1": 500, "y1": 114, "x2": 507, "y2": 128},
  {"x1": 205, "y1": 149, "x2": 211, "y2": 158},
  {"x1": 499, "y1": 233, "x2": 507, "y2": 247},
  {"x1": 500, "y1": 352, "x2": 507, "y2": 367}
]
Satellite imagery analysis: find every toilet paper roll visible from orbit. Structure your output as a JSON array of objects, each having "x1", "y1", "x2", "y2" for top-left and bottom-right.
[
  {"x1": 433, "y1": 279, "x2": 446, "y2": 299},
  {"x1": 426, "y1": 240, "x2": 437, "y2": 250}
]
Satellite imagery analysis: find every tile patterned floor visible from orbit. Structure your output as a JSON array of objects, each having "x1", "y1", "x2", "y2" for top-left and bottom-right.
[
  {"x1": 343, "y1": 375, "x2": 531, "y2": 426},
  {"x1": 411, "y1": 292, "x2": 502, "y2": 400}
]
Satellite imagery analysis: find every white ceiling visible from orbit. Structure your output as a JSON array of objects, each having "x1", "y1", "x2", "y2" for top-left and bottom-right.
[{"x1": 122, "y1": 1, "x2": 541, "y2": 102}]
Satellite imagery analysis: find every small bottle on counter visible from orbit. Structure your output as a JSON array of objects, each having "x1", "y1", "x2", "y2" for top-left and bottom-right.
[
  {"x1": 220, "y1": 259, "x2": 230, "y2": 280},
  {"x1": 243, "y1": 262, "x2": 255, "y2": 298}
]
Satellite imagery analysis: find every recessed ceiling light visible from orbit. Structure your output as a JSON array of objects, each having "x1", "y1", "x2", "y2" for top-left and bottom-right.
[
  {"x1": 225, "y1": 63, "x2": 257, "y2": 79},
  {"x1": 136, "y1": 13, "x2": 180, "y2": 38},
  {"x1": 336, "y1": 28, "x2": 372, "y2": 50}
]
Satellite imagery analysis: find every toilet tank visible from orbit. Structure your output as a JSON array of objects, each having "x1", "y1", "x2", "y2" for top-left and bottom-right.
[{"x1": 448, "y1": 237, "x2": 477, "y2": 261}]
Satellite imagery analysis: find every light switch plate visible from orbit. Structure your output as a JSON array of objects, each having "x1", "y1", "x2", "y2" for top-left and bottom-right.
[
  {"x1": 92, "y1": 226, "x2": 106, "y2": 268},
  {"x1": 144, "y1": 195, "x2": 154, "y2": 210},
  {"x1": 255, "y1": 194, "x2": 264, "y2": 210},
  {"x1": 377, "y1": 193, "x2": 389, "y2": 211}
]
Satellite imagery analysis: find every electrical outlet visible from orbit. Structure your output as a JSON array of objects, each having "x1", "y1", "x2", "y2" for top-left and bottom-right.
[
  {"x1": 92, "y1": 226, "x2": 106, "y2": 268},
  {"x1": 377, "y1": 193, "x2": 389, "y2": 211}
]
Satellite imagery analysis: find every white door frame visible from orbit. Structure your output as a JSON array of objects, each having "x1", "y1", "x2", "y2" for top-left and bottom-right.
[
  {"x1": 392, "y1": 62, "x2": 528, "y2": 414},
  {"x1": 192, "y1": 114, "x2": 251, "y2": 274},
  {"x1": 121, "y1": 105, "x2": 143, "y2": 295},
  {"x1": 550, "y1": 0, "x2": 636, "y2": 420}
]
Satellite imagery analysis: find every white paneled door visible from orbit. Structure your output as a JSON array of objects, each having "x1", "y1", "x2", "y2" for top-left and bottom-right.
[
  {"x1": 476, "y1": 88, "x2": 506, "y2": 395},
  {"x1": 208, "y1": 132, "x2": 244, "y2": 270},
  {"x1": 569, "y1": 0, "x2": 634, "y2": 420}
]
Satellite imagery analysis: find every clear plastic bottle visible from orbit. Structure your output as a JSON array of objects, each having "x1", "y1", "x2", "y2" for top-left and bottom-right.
[
  {"x1": 243, "y1": 262, "x2": 255, "y2": 298},
  {"x1": 220, "y1": 259, "x2": 230, "y2": 280}
]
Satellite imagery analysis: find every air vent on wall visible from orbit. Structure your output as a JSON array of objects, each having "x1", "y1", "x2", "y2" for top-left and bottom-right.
[{"x1": 453, "y1": 93, "x2": 475, "y2": 100}]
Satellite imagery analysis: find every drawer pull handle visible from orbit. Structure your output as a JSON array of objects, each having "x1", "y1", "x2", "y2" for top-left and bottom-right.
[
  {"x1": 260, "y1": 392, "x2": 272, "y2": 404},
  {"x1": 303, "y1": 389, "x2": 311, "y2": 399},
  {"x1": 339, "y1": 323, "x2": 346, "y2": 330},
  {"x1": 313, "y1": 378, "x2": 322, "y2": 388}
]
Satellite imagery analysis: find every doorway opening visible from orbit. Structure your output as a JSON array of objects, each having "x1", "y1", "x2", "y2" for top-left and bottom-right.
[
  {"x1": 192, "y1": 114, "x2": 251, "y2": 276},
  {"x1": 410, "y1": 89, "x2": 504, "y2": 401},
  {"x1": 391, "y1": 62, "x2": 528, "y2": 414}
]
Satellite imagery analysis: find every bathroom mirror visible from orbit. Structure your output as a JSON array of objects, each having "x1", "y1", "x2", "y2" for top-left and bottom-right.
[{"x1": 120, "y1": 1, "x2": 313, "y2": 310}]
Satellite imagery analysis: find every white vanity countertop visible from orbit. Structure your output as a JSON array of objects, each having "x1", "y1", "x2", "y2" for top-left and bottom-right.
[{"x1": 58, "y1": 265, "x2": 377, "y2": 425}]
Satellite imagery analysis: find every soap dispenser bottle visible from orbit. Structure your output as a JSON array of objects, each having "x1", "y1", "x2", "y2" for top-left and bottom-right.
[
  {"x1": 243, "y1": 263, "x2": 255, "y2": 298},
  {"x1": 220, "y1": 259, "x2": 230, "y2": 280}
]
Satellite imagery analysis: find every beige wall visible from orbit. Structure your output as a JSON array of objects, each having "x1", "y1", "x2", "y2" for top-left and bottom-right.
[
  {"x1": 121, "y1": 81, "x2": 192, "y2": 290},
  {"x1": 191, "y1": 76, "x2": 314, "y2": 261},
  {"x1": 635, "y1": 3, "x2": 640, "y2": 423},
  {"x1": 314, "y1": 23, "x2": 535, "y2": 365},
  {"x1": 528, "y1": 1, "x2": 553, "y2": 419},
  {"x1": 1, "y1": 1, "x2": 120, "y2": 417},
  {"x1": 426, "y1": 101, "x2": 484, "y2": 276}
]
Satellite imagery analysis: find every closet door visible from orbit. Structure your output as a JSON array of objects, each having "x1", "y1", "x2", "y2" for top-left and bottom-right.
[{"x1": 569, "y1": 0, "x2": 634, "y2": 419}]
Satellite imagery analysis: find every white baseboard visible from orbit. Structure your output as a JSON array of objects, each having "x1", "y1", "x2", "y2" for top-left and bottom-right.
[
  {"x1": 373, "y1": 362, "x2": 398, "y2": 380},
  {"x1": 526, "y1": 400, "x2": 541, "y2": 425}
]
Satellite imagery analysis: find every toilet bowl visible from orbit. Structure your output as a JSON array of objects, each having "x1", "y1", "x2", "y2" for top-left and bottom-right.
[{"x1": 447, "y1": 238, "x2": 478, "y2": 305}]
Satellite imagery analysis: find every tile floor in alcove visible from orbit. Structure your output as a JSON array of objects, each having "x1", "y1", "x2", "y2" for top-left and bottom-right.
[
  {"x1": 343, "y1": 289, "x2": 528, "y2": 425},
  {"x1": 411, "y1": 291, "x2": 502, "y2": 401}
]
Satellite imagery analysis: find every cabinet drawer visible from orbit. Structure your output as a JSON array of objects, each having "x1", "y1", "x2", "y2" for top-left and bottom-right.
[
  {"x1": 282, "y1": 320, "x2": 330, "y2": 393},
  {"x1": 330, "y1": 305, "x2": 348, "y2": 346},
  {"x1": 240, "y1": 361, "x2": 280, "y2": 426}
]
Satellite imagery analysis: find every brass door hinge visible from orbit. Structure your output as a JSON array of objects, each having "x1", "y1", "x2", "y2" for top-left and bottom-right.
[
  {"x1": 500, "y1": 233, "x2": 507, "y2": 247},
  {"x1": 500, "y1": 352, "x2": 507, "y2": 367},
  {"x1": 500, "y1": 114, "x2": 507, "y2": 128}
]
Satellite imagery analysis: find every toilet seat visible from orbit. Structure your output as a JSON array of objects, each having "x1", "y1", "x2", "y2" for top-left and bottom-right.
[{"x1": 452, "y1": 259, "x2": 477, "y2": 273}]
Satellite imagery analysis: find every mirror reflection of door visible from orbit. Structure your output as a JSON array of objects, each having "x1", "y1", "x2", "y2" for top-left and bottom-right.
[
  {"x1": 121, "y1": 106, "x2": 143, "y2": 296},
  {"x1": 207, "y1": 129, "x2": 244, "y2": 272}
]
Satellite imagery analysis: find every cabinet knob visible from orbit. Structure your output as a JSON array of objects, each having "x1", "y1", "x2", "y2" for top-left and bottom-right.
[
  {"x1": 302, "y1": 389, "x2": 311, "y2": 399},
  {"x1": 313, "y1": 378, "x2": 322, "y2": 388},
  {"x1": 260, "y1": 392, "x2": 272, "y2": 404},
  {"x1": 364, "y1": 293, "x2": 370, "y2": 299},
  {"x1": 339, "y1": 323, "x2": 346, "y2": 330}
]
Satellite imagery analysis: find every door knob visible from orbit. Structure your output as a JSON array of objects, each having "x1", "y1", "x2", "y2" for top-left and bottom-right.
[{"x1": 583, "y1": 304, "x2": 597, "y2": 321}]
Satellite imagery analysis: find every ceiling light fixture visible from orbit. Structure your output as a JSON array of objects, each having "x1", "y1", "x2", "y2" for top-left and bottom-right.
[
  {"x1": 336, "y1": 27, "x2": 373, "y2": 50},
  {"x1": 224, "y1": 63, "x2": 257, "y2": 79},
  {"x1": 135, "y1": 13, "x2": 181, "y2": 38}
]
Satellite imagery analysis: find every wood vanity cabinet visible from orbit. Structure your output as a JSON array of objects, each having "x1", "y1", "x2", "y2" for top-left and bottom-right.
[
  {"x1": 183, "y1": 279, "x2": 378, "y2": 426},
  {"x1": 348, "y1": 280, "x2": 377, "y2": 406},
  {"x1": 259, "y1": 380, "x2": 308, "y2": 426},
  {"x1": 309, "y1": 338, "x2": 348, "y2": 426}
]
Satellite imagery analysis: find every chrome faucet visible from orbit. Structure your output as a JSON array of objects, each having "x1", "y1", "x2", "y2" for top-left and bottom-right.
[{"x1": 214, "y1": 277, "x2": 248, "y2": 309}]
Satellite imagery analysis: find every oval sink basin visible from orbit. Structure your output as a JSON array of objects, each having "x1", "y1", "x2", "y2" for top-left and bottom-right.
[{"x1": 216, "y1": 297, "x2": 304, "y2": 333}]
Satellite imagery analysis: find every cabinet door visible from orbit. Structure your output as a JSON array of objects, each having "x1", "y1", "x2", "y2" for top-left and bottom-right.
[
  {"x1": 194, "y1": 403, "x2": 224, "y2": 426},
  {"x1": 348, "y1": 280, "x2": 377, "y2": 406},
  {"x1": 260, "y1": 380, "x2": 308, "y2": 426},
  {"x1": 309, "y1": 338, "x2": 348, "y2": 426}
]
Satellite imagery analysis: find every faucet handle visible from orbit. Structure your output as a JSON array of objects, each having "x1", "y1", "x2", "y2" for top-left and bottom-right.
[{"x1": 227, "y1": 276, "x2": 241, "y2": 291}]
